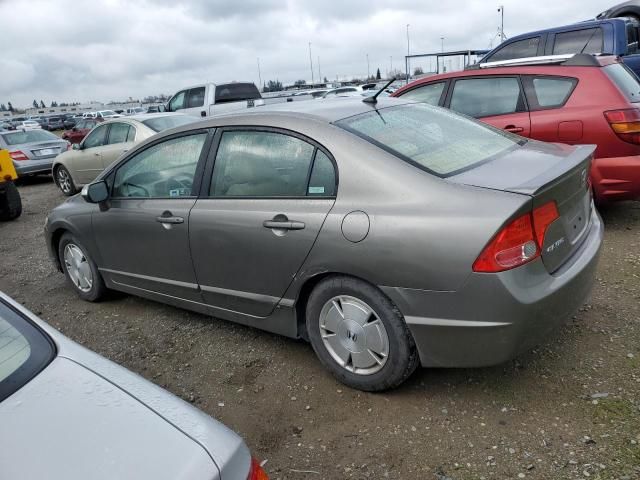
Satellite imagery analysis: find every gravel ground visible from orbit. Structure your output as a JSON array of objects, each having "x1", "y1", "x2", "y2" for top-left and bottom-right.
[{"x1": 1, "y1": 177, "x2": 639, "y2": 480}]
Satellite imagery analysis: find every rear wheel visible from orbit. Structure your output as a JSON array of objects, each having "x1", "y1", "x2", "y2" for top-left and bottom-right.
[
  {"x1": 306, "y1": 276, "x2": 419, "y2": 391},
  {"x1": 58, "y1": 233, "x2": 106, "y2": 301},
  {"x1": 0, "y1": 181, "x2": 22, "y2": 221},
  {"x1": 55, "y1": 165, "x2": 77, "y2": 196}
]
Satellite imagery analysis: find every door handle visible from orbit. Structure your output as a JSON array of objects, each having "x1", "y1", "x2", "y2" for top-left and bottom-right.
[
  {"x1": 504, "y1": 125, "x2": 524, "y2": 133},
  {"x1": 263, "y1": 220, "x2": 305, "y2": 230},
  {"x1": 93, "y1": 152, "x2": 100, "y2": 156},
  {"x1": 156, "y1": 213, "x2": 184, "y2": 224}
]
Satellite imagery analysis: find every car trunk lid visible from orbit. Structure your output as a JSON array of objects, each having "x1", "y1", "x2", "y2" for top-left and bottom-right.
[{"x1": 448, "y1": 141, "x2": 595, "y2": 273}]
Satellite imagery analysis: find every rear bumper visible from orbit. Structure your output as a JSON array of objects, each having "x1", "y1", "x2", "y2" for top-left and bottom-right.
[
  {"x1": 591, "y1": 155, "x2": 640, "y2": 202},
  {"x1": 14, "y1": 158, "x2": 55, "y2": 175},
  {"x1": 383, "y1": 209, "x2": 603, "y2": 368}
]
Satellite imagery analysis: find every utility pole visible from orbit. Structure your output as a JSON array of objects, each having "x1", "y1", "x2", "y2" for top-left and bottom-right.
[
  {"x1": 318, "y1": 56, "x2": 321, "y2": 83},
  {"x1": 406, "y1": 24, "x2": 410, "y2": 84},
  {"x1": 366, "y1": 53, "x2": 370, "y2": 79},
  {"x1": 498, "y1": 6, "x2": 505, "y2": 41},
  {"x1": 390, "y1": 55, "x2": 393, "y2": 77},
  {"x1": 308, "y1": 42, "x2": 315, "y2": 86},
  {"x1": 257, "y1": 57, "x2": 262, "y2": 90},
  {"x1": 441, "y1": 36, "x2": 444, "y2": 52}
]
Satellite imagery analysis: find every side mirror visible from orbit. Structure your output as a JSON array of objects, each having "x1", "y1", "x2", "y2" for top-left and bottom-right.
[
  {"x1": 81, "y1": 180, "x2": 109, "y2": 204},
  {"x1": 159, "y1": 104, "x2": 167, "y2": 112},
  {"x1": 72, "y1": 143, "x2": 81, "y2": 150},
  {"x1": 72, "y1": 127, "x2": 77, "y2": 131}
]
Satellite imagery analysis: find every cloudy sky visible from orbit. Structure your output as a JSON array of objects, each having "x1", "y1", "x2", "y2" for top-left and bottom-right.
[{"x1": 1, "y1": 0, "x2": 613, "y2": 108}]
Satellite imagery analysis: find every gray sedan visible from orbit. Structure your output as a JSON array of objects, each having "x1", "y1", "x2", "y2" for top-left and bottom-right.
[
  {"x1": 0, "y1": 129, "x2": 69, "y2": 177},
  {"x1": 0, "y1": 292, "x2": 267, "y2": 480},
  {"x1": 45, "y1": 97, "x2": 603, "y2": 391}
]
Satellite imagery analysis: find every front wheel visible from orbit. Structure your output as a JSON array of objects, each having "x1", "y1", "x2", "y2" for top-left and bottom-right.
[
  {"x1": 55, "y1": 165, "x2": 77, "y2": 196},
  {"x1": 0, "y1": 181, "x2": 22, "y2": 221},
  {"x1": 306, "y1": 276, "x2": 419, "y2": 391},
  {"x1": 58, "y1": 233, "x2": 106, "y2": 301}
]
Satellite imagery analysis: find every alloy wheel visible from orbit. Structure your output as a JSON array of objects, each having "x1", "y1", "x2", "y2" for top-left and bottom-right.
[
  {"x1": 57, "y1": 168, "x2": 72, "y2": 194},
  {"x1": 319, "y1": 295, "x2": 389, "y2": 375}
]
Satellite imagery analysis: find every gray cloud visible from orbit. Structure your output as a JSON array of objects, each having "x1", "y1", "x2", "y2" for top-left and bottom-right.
[{"x1": 1, "y1": 0, "x2": 612, "y2": 108}]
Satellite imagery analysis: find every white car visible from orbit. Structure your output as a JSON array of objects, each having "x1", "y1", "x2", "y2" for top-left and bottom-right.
[
  {"x1": 322, "y1": 86, "x2": 364, "y2": 98},
  {"x1": 16, "y1": 120, "x2": 42, "y2": 131},
  {"x1": 96, "y1": 110, "x2": 122, "y2": 119}
]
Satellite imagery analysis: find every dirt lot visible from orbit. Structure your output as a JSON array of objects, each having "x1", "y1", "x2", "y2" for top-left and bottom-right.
[{"x1": 1, "y1": 178, "x2": 639, "y2": 480}]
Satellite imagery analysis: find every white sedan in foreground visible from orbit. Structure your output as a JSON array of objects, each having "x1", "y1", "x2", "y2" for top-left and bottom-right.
[{"x1": 0, "y1": 292, "x2": 268, "y2": 480}]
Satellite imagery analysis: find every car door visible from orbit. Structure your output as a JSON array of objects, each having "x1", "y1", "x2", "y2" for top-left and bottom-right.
[
  {"x1": 99, "y1": 122, "x2": 136, "y2": 170},
  {"x1": 189, "y1": 128, "x2": 338, "y2": 317},
  {"x1": 182, "y1": 87, "x2": 207, "y2": 118},
  {"x1": 91, "y1": 130, "x2": 211, "y2": 301},
  {"x1": 446, "y1": 76, "x2": 531, "y2": 137},
  {"x1": 71, "y1": 123, "x2": 111, "y2": 184},
  {"x1": 167, "y1": 89, "x2": 187, "y2": 113},
  {"x1": 522, "y1": 75, "x2": 580, "y2": 143}
]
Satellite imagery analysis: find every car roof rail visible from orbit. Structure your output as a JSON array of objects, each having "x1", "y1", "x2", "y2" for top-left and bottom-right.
[{"x1": 474, "y1": 53, "x2": 604, "y2": 69}]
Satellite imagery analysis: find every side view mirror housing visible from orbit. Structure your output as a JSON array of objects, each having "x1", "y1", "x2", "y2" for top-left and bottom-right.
[
  {"x1": 72, "y1": 143, "x2": 81, "y2": 150},
  {"x1": 81, "y1": 180, "x2": 109, "y2": 204},
  {"x1": 159, "y1": 104, "x2": 167, "y2": 112}
]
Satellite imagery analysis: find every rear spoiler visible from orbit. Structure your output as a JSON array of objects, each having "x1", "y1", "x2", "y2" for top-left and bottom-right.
[{"x1": 467, "y1": 53, "x2": 607, "y2": 70}]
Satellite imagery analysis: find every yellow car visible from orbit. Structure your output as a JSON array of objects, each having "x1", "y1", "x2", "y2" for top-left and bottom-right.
[{"x1": 0, "y1": 149, "x2": 21, "y2": 221}]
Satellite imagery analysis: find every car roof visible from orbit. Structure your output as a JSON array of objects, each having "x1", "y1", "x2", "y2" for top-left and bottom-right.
[{"x1": 129, "y1": 112, "x2": 188, "y2": 121}]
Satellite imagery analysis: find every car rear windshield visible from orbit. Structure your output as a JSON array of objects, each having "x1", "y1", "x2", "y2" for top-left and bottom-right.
[
  {"x1": 1, "y1": 130, "x2": 59, "y2": 145},
  {"x1": 336, "y1": 103, "x2": 521, "y2": 177},
  {"x1": 604, "y1": 63, "x2": 640, "y2": 103},
  {"x1": 215, "y1": 83, "x2": 261, "y2": 103},
  {"x1": 0, "y1": 300, "x2": 55, "y2": 402},
  {"x1": 141, "y1": 115, "x2": 198, "y2": 132}
]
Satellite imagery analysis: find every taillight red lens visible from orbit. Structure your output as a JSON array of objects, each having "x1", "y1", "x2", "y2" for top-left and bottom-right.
[
  {"x1": 532, "y1": 201, "x2": 560, "y2": 248},
  {"x1": 604, "y1": 108, "x2": 640, "y2": 144},
  {"x1": 247, "y1": 457, "x2": 269, "y2": 480},
  {"x1": 9, "y1": 150, "x2": 28, "y2": 161},
  {"x1": 473, "y1": 201, "x2": 560, "y2": 273}
]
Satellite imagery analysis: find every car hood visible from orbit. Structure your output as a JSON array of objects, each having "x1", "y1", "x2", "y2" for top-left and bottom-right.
[{"x1": 0, "y1": 356, "x2": 218, "y2": 480}]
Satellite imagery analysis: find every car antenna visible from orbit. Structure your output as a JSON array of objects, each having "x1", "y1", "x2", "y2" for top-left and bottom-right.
[{"x1": 363, "y1": 77, "x2": 396, "y2": 104}]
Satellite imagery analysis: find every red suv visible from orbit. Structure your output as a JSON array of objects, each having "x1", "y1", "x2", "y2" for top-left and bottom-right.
[
  {"x1": 393, "y1": 54, "x2": 640, "y2": 203},
  {"x1": 61, "y1": 118, "x2": 102, "y2": 144}
]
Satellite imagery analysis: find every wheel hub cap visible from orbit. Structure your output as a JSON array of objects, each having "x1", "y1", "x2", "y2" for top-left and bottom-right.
[
  {"x1": 63, "y1": 244, "x2": 93, "y2": 292},
  {"x1": 319, "y1": 295, "x2": 389, "y2": 375}
]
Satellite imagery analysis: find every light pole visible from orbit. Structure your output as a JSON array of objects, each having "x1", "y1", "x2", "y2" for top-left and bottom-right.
[
  {"x1": 308, "y1": 42, "x2": 315, "y2": 86},
  {"x1": 390, "y1": 55, "x2": 393, "y2": 77},
  {"x1": 318, "y1": 56, "x2": 321, "y2": 83},
  {"x1": 498, "y1": 6, "x2": 505, "y2": 41},
  {"x1": 257, "y1": 57, "x2": 262, "y2": 90},
  {"x1": 366, "y1": 53, "x2": 370, "y2": 79},
  {"x1": 406, "y1": 24, "x2": 410, "y2": 84},
  {"x1": 441, "y1": 36, "x2": 444, "y2": 52}
]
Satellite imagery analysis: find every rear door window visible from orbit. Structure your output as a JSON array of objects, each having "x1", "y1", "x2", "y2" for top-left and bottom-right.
[
  {"x1": 604, "y1": 63, "x2": 640, "y2": 103},
  {"x1": 527, "y1": 77, "x2": 577, "y2": 109},
  {"x1": 449, "y1": 77, "x2": 525, "y2": 118},
  {"x1": 626, "y1": 22, "x2": 639, "y2": 54},
  {"x1": 487, "y1": 37, "x2": 540, "y2": 62},
  {"x1": 399, "y1": 82, "x2": 446, "y2": 105},
  {"x1": 552, "y1": 28, "x2": 603, "y2": 55},
  {"x1": 187, "y1": 87, "x2": 206, "y2": 108},
  {"x1": 107, "y1": 123, "x2": 134, "y2": 144},
  {"x1": 214, "y1": 83, "x2": 261, "y2": 103}
]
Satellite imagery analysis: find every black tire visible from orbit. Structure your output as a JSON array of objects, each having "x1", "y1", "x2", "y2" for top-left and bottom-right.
[
  {"x1": 306, "y1": 275, "x2": 419, "y2": 392},
  {"x1": 54, "y1": 165, "x2": 77, "y2": 196},
  {"x1": 58, "y1": 232, "x2": 107, "y2": 302},
  {"x1": 0, "y1": 181, "x2": 22, "y2": 221}
]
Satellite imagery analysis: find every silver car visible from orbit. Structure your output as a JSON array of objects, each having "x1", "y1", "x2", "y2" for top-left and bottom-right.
[
  {"x1": 0, "y1": 292, "x2": 267, "y2": 480},
  {"x1": 0, "y1": 129, "x2": 69, "y2": 177},
  {"x1": 45, "y1": 97, "x2": 603, "y2": 391}
]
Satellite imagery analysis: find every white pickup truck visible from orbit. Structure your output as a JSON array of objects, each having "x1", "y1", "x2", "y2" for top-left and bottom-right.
[{"x1": 164, "y1": 82, "x2": 265, "y2": 118}]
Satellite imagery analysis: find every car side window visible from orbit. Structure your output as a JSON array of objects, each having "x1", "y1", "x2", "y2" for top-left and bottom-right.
[
  {"x1": 529, "y1": 77, "x2": 577, "y2": 109},
  {"x1": 82, "y1": 124, "x2": 109, "y2": 148},
  {"x1": 210, "y1": 131, "x2": 315, "y2": 197},
  {"x1": 400, "y1": 82, "x2": 446, "y2": 105},
  {"x1": 552, "y1": 28, "x2": 603, "y2": 55},
  {"x1": 107, "y1": 123, "x2": 134, "y2": 144},
  {"x1": 488, "y1": 37, "x2": 540, "y2": 62},
  {"x1": 112, "y1": 133, "x2": 207, "y2": 199},
  {"x1": 169, "y1": 90, "x2": 187, "y2": 111},
  {"x1": 450, "y1": 77, "x2": 524, "y2": 118},
  {"x1": 308, "y1": 150, "x2": 336, "y2": 196},
  {"x1": 627, "y1": 22, "x2": 639, "y2": 54},
  {"x1": 75, "y1": 120, "x2": 86, "y2": 129},
  {"x1": 187, "y1": 87, "x2": 206, "y2": 108}
]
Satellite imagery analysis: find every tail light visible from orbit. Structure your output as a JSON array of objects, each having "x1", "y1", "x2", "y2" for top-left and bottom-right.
[
  {"x1": 604, "y1": 108, "x2": 640, "y2": 144},
  {"x1": 473, "y1": 201, "x2": 559, "y2": 273},
  {"x1": 9, "y1": 150, "x2": 28, "y2": 161},
  {"x1": 247, "y1": 457, "x2": 269, "y2": 480}
]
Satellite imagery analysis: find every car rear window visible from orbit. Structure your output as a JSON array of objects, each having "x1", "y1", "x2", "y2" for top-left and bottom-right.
[
  {"x1": 1, "y1": 130, "x2": 58, "y2": 145},
  {"x1": 0, "y1": 300, "x2": 55, "y2": 402},
  {"x1": 141, "y1": 115, "x2": 198, "y2": 132},
  {"x1": 215, "y1": 83, "x2": 261, "y2": 103},
  {"x1": 336, "y1": 103, "x2": 521, "y2": 177},
  {"x1": 604, "y1": 63, "x2": 640, "y2": 103}
]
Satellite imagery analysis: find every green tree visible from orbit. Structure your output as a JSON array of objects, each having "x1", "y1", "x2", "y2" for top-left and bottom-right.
[
  {"x1": 32, "y1": 100, "x2": 38, "y2": 108},
  {"x1": 294, "y1": 79, "x2": 306, "y2": 86},
  {"x1": 7, "y1": 102, "x2": 13, "y2": 112},
  {"x1": 0, "y1": 104, "x2": 5, "y2": 111},
  {"x1": 39, "y1": 100, "x2": 45, "y2": 108},
  {"x1": 413, "y1": 66, "x2": 424, "y2": 76},
  {"x1": 376, "y1": 68, "x2": 381, "y2": 80},
  {"x1": 264, "y1": 80, "x2": 283, "y2": 92},
  {"x1": 323, "y1": 76, "x2": 328, "y2": 83}
]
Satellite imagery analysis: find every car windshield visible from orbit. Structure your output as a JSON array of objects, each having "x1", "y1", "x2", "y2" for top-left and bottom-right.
[
  {"x1": 336, "y1": 103, "x2": 521, "y2": 177},
  {"x1": 141, "y1": 115, "x2": 197, "y2": 132},
  {"x1": 1, "y1": 130, "x2": 59, "y2": 145},
  {"x1": 0, "y1": 300, "x2": 54, "y2": 402},
  {"x1": 604, "y1": 63, "x2": 640, "y2": 103},
  {"x1": 100, "y1": 110, "x2": 116, "y2": 116}
]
